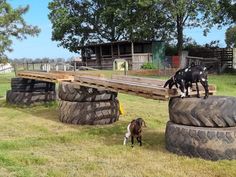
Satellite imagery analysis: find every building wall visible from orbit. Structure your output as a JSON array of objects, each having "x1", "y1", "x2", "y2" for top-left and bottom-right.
[
  {"x1": 81, "y1": 41, "x2": 164, "y2": 70},
  {"x1": 152, "y1": 41, "x2": 165, "y2": 69},
  {"x1": 0, "y1": 63, "x2": 13, "y2": 73}
]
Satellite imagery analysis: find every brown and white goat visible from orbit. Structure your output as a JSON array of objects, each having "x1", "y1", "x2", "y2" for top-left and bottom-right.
[{"x1": 123, "y1": 118, "x2": 146, "y2": 147}]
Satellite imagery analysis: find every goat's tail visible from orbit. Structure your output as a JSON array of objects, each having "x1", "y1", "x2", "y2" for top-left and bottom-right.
[
  {"x1": 142, "y1": 120, "x2": 147, "y2": 127},
  {"x1": 164, "y1": 78, "x2": 173, "y2": 88},
  {"x1": 204, "y1": 65, "x2": 213, "y2": 71},
  {"x1": 207, "y1": 65, "x2": 213, "y2": 70}
]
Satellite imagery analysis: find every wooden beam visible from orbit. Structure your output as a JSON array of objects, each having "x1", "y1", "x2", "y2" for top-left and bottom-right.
[{"x1": 118, "y1": 44, "x2": 120, "y2": 58}]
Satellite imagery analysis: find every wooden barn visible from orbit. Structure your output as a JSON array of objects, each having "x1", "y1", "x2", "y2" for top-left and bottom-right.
[{"x1": 77, "y1": 40, "x2": 165, "y2": 70}]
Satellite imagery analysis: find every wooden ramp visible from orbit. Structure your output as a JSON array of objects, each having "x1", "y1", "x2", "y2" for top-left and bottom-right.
[
  {"x1": 74, "y1": 75, "x2": 216, "y2": 101},
  {"x1": 16, "y1": 71, "x2": 103, "y2": 83},
  {"x1": 16, "y1": 71, "x2": 216, "y2": 101}
]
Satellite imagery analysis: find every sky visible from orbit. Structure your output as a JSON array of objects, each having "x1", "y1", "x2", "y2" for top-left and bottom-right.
[{"x1": 6, "y1": 0, "x2": 229, "y2": 59}]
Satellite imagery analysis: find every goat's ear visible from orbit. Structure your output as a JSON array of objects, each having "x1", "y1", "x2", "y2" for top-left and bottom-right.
[
  {"x1": 174, "y1": 83, "x2": 178, "y2": 88},
  {"x1": 164, "y1": 79, "x2": 172, "y2": 88},
  {"x1": 142, "y1": 120, "x2": 147, "y2": 127}
]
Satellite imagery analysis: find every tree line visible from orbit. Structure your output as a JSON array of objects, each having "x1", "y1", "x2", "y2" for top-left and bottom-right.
[{"x1": 48, "y1": 0, "x2": 236, "y2": 56}]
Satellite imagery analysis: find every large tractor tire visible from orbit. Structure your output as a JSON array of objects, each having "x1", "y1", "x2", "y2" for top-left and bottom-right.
[
  {"x1": 59, "y1": 99, "x2": 120, "y2": 125},
  {"x1": 58, "y1": 82, "x2": 117, "y2": 102},
  {"x1": 6, "y1": 90, "x2": 56, "y2": 105},
  {"x1": 11, "y1": 78, "x2": 55, "y2": 92},
  {"x1": 165, "y1": 121, "x2": 236, "y2": 161},
  {"x1": 169, "y1": 96, "x2": 236, "y2": 127}
]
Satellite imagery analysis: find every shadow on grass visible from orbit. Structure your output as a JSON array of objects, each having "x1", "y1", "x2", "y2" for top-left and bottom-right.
[
  {"x1": 81, "y1": 122, "x2": 167, "y2": 153},
  {"x1": 0, "y1": 99, "x2": 168, "y2": 153},
  {"x1": 0, "y1": 99, "x2": 60, "y2": 123}
]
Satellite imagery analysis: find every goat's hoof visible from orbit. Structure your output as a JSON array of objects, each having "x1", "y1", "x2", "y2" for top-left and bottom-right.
[
  {"x1": 197, "y1": 95, "x2": 200, "y2": 98},
  {"x1": 204, "y1": 96, "x2": 208, "y2": 99}
]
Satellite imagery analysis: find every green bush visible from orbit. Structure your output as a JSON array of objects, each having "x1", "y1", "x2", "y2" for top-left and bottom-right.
[{"x1": 141, "y1": 62, "x2": 156, "y2": 69}]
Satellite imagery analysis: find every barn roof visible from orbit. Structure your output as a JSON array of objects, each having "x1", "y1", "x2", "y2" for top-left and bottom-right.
[{"x1": 77, "y1": 40, "x2": 163, "y2": 49}]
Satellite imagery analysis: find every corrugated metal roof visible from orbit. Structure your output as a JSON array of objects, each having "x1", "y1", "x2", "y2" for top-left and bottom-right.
[{"x1": 78, "y1": 40, "x2": 162, "y2": 49}]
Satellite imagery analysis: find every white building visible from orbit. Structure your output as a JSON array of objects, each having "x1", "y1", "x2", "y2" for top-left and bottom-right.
[{"x1": 0, "y1": 63, "x2": 13, "y2": 73}]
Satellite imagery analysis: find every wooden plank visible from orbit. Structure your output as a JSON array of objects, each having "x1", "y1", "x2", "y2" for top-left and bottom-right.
[
  {"x1": 112, "y1": 75, "x2": 165, "y2": 86},
  {"x1": 75, "y1": 76, "x2": 168, "y2": 96},
  {"x1": 112, "y1": 75, "x2": 216, "y2": 92},
  {"x1": 16, "y1": 71, "x2": 74, "y2": 83},
  {"x1": 50, "y1": 71, "x2": 104, "y2": 77},
  {"x1": 73, "y1": 81, "x2": 168, "y2": 101},
  {"x1": 191, "y1": 84, "x2": 216, "y2": 91}
]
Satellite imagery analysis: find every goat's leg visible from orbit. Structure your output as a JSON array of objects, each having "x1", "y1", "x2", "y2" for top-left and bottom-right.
[
  {"x1": 131, "y1": 136, "x2": 134, "y2": 147},
  {"x1": 200, "y1": 80, "x2": 209, "y2": 99},
  {"x1": 123, "y1": 137, "x2": 126, "y2": 145},
  {"x1": 137, "y1": 136, "x2": 142, "y2": 146},
  {"x1": 185, "y1": 84, "x2": 190, "y2": 97},
  {"x1": 179, "y1": 82, "x2": 186, "y2": 98},
  {"x1": 123, "y1": 124, "x2": 131, "y2": 145},
  {"x1": 123, "y1": 132, "x2": 130, "y2": 145},
  {"x1": 196, "y1": 83, "x2": 200, "y2": 98}
]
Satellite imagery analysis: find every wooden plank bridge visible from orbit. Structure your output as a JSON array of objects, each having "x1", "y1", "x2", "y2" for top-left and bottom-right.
[{"x1": 16, "y1": 71, "x2": 216, "y2": 101}]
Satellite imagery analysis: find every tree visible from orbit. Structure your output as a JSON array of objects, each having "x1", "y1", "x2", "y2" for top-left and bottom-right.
[
  {"x1": 49, "y1": 0, "x2": 222, "y2": 59},
  {"x1": 48, "y1": 0, "x2": 169, "y2": 52},
  {"x1": 156, "y1": 0, "x2": 220, "y2": 58},
  {"x1": 225, "y1": 26, "x2": 236, "y2": 47},
  {"x1": 120, "y1": 0, "x2": 172, "y2": 41},
  {"x1": 0, "y1": 1, "x2": 40, "y2": 62},
  {"x1": 218, "y1": 1, "x2": 236, "y2": 48},
  {"x1": 218, "y1": 0, "x2": 236, "y2": 23},
  {"x1": 48, "y1": 0, "x2": 125, "y2": 52}
]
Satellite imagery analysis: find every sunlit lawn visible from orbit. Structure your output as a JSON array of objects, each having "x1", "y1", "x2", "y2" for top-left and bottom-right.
[{"x1": 0, "y1": 71, "x2": 235, "y2": 176}]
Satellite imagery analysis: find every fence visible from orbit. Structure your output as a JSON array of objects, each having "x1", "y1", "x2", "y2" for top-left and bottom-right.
[{"x1": 14, "y1": 61, "x2": 76, "y2": 72}]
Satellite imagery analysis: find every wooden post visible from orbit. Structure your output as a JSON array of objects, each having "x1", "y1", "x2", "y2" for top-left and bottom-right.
[
  {"x1": 233, "y1": 48, "x2": 236, "y2": 69},
  {"x1": 74, "y1": 61, "x2": 76, "y2": 71},
  {"x1": 41, "y1": 61, "x2": 43, "y2": 71},
  {"x1": 27, "y1": 62, "x2": 29, "y2": 70},
  {"x1": 47, "y1": 61, "x2": 50, "y2": 72},
  {"x1": 124, "y1": 61, "x2": 127, "y2": 76},
  {"x1": 100, "y1": 46, "x2": 103, "y2": 69},
  {"x1": 32, "y1": 62, "x2": 35, "y2": 70},
  {"x1": 13, "y1": 62, "x2": 17, "y2": 76},
  {"x1": 111, "y1": 44, "x2": 114, "y2": 59},
  {"x1": 131, "y1": 42, "x2": 134, "y2": 70},
  {"x1": 118, "y1": 44, "x2": 120, "y2": 58}
]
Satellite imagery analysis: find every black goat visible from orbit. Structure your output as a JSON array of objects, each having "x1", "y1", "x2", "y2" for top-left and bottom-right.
[
  {"x1": 164, "y1": 64, "x2": 210, "y2": 99},
  {"x1": 123, "y1": 118, "x2": 146, "y2": 147}
]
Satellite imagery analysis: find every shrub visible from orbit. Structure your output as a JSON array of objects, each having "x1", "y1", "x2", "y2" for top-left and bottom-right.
[{"x1": 141, "y1": 62, "x2": 156, "y2": 69}]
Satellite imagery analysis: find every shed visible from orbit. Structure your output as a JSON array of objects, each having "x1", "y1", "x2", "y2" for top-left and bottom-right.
[{"x1": 78, "y1": 40, "x2": 165, "y2": 70}]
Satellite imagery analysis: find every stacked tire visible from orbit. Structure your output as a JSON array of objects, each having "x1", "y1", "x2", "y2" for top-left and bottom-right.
[
  {"x1": 58, "y1": 82, "x2": 119, "y2": 125},
  {"x1": 165, "y1": 96, "x2": 236, "y2": 161},
  {"x1": 6, "y1": 78, "x2": 56, "y2": 105}
]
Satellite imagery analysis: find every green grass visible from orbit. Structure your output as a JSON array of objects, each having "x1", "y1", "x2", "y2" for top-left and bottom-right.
[
  {"x1": 0, "y1": 71, "x2": 235, "y2": 176},
  {"x1": 0, "y1": 72, "x2": 14, "y2": 97}
]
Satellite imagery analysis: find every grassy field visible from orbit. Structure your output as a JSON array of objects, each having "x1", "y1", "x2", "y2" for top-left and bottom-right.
[{"x1": 0, "y1": 72, "x2": 236, "y2": 177}]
